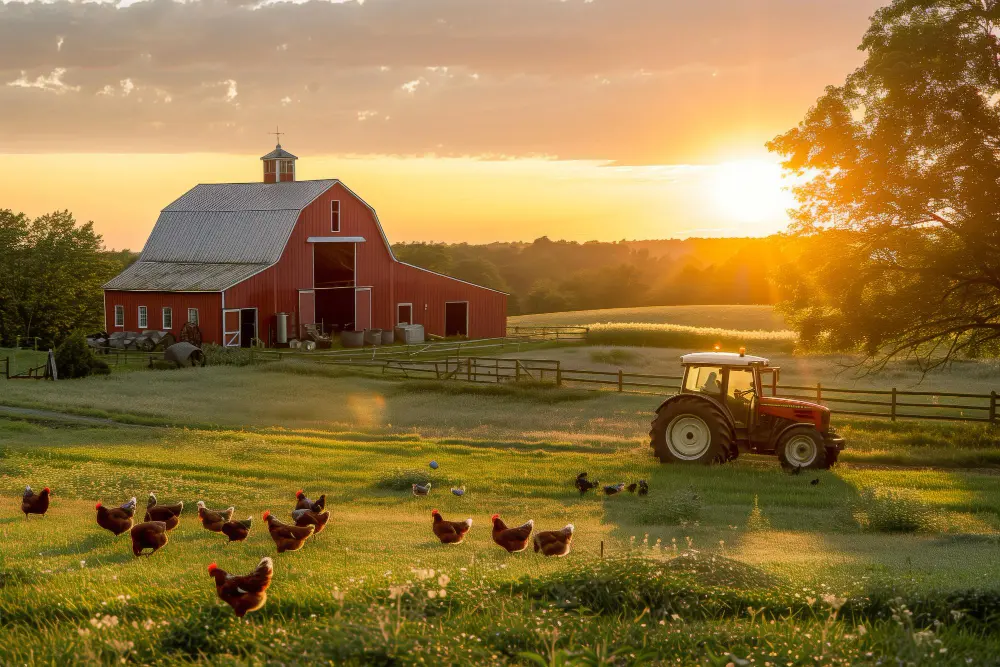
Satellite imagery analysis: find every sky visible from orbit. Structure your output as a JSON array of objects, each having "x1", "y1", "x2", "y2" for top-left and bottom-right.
[{"x1": 0, "y1": 0, "x2": 885, "y2": 251}]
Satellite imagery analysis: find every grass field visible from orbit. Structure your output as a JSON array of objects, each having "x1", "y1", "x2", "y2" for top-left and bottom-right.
[
  {"x1": 2, "y1": 365, "x2": 1000, "y2": 664},
  {"x1": 509, "y1": 305, "x2": 788, "y2": 331}
]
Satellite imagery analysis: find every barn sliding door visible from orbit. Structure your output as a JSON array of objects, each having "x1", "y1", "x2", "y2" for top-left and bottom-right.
[
  {"x1": 355, "y1": 288, "x2": 372, "y2": 331},
  {"x1": 223, "y1": 309, "x2": 241, "y2": 347}
]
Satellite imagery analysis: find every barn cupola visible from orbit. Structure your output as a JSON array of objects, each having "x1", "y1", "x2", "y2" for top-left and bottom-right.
[{"x1": 260, "y1": 142, "x2": 297, "y2": 184}]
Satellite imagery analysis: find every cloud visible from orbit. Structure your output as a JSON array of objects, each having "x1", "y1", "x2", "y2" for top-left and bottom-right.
[
  {"x1": 0, "y1": 0, "x2": 885, "y2": 162},
  {"x1": 7, "y1": 67, "x2": 79, "y2": 94}
]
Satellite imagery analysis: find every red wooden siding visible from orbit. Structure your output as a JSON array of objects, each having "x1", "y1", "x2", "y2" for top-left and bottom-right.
[
  {"x1": 393, "y1": 263, "x2": 507, "y2": 339},
  {"x1": 103, "y1": 291, "x2": 222, "y2": 343}
]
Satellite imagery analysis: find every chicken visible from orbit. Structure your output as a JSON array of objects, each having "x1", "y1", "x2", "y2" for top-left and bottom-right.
[
  {"x1": 197, "y1": 501, "x2": 235, "y2": 532},
  {"x1": 96, "y1": 497, "x2": 137, "y2": 536},
  {"x1": 603, "y1": 483, "x2": 626, "y2": 496},
  {"x1": 575, "y1": 473, "x2": 598, "y2": 496},
  {"x1": 491, "y1": 514, "x2": 534, "y2": 553},
  {"x1": 263, "y1": 510, "x2": 315, "y2": 553},
  {"x1": 294, "y1": 490, "x2": 325, "y2": 513},
  {"x1": 637, "y1": 480, "x2": 649, "y2": 496},
  {"x1": 431, "y1": 509, "x2": 472, "y2": 544},
  {"x1": 626, "y1": 483, "x2": 637, "y2": 494},
  {"x1": 412, "y1": 483, "x2": 431, "y2": 497},
  {"x1": 221, "y1": 517, "x2": 253, "y2": 543},
  {"x1": 21, "y1": 486, "x2": 50, "y2": 518},
  {"x1": 208, "y1": 556, "x2": 273, "y2": 618},
  {"x1": 144, "y1": 493, "x2": 183, "y2": 531},
  {"x1": 450, "y1": 487, "x2": 466, "y2": 497},
  {"x1": 291, "y1": 508, "x2": 330, "y2": 534},
  {"x1": 130, "y1": 521, "x2": 169, "y2": 556},
  {"x1": 533, "y1": 524, "x2": 574, "y2": 557},
  {"x1": 811, "y1": 478, "x2": 820, "y2": 486}
]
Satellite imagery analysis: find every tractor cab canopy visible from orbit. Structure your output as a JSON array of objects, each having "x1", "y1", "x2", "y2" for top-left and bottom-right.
[{"x1": 680, "y1": 352, "x2": 769, "y2": 366}]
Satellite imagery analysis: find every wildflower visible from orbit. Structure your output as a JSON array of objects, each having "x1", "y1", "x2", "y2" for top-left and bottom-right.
[
  {"x1": 438, "y1": 574, "x2": 450, "y2": 587},
  {"x1": 857, "y1": 624, "x2": 867, "y2": 636}
]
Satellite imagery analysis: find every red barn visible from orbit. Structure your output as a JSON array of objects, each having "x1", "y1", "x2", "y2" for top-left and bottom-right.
[{"x1": 103, "y1": 145, "x2": 507, "y2": 346}]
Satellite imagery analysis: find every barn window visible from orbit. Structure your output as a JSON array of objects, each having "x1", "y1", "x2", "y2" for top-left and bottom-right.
[
  {"x1": 138, "y1": 306, "x2": 148, "y2": 329},
  {"x1": 162, "y1": 307, "x2": 173, "y2": 329},
  {"x1": 331, "y1": 200, "x2": 341, "y2": 232},
  {"x1": 188, "y1": 308, "x2": 199, "y2": 325},
  {"x1": 264, "y1": 160, "x2": 276, "y2": 174},
  {"x1": 280, "y1": 160, "x2": 294, "y2": 175},
  {"x1": 114, "y1": 305, "x2": 124, "y2": 327}
]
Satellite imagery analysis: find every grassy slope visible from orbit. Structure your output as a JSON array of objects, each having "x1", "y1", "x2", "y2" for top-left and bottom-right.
[
  {"x1": 509, "y1": 305, "x2": 787, "y2": 330},
  {"x1": 2, "y1": 367, "x2": 1000, "y2": 663}
]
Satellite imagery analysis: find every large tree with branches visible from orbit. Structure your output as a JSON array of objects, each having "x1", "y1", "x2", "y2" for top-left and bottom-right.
[{"x1": 769, "y1": 0, "x2": 1000, "y2": 370}]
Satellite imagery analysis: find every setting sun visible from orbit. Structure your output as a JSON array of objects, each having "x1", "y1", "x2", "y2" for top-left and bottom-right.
[{"x1": 708, "y1": 160, "x2": 794, "y2": 228}]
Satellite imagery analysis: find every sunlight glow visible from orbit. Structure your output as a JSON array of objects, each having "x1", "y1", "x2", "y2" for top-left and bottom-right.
[{"x1": 708, "y1": 160, "x2": 794, "y2": 229}]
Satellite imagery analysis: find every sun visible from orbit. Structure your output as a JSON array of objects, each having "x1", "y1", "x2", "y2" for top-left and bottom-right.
[{"x1": 708, "y1": 160, "x2": 794, "y2": 229}]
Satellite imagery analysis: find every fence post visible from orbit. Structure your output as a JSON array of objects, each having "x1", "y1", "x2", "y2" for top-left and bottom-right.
[
  {"x1": 618, "y1": 369, "x2": 624, "y2": 392},
  {"x1": 771, "y1": 373, "x2": 777, "y2": 397},
  {"x1": 991, "y1": 391, "x2": 996, "y2": 425},
  {"x1": 556, "y1": 361, "x2": 562, "y2": 387},
  {"x1": 891, "y1": 388, "x2": 897, "y2": 422},
  {"x1": 467, "y1": 357, "x2": 472, "y2": 382},
  {"x1": 515, "y1": 360, "x2": 521, "y2": 383},
  {"x1": 816, "y1": 383, "x2": 822, "y2": 402}
]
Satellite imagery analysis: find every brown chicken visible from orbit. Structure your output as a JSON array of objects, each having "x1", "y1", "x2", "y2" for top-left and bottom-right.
[
  {"x1": 291, "y1": 508, "x2": 330, "y2": 534},
  {"x1": 533, "y1": 524, "x2": 575, "y2": 557},
  {"x1": 208, "y1": 556, "x2": 274, "y2": 618},
  {"x1": 263, "y1": 510, "x2": 315, "y2": 553},
  {"x1": 197, "y1": 501, "x2": 235, "y2": 532},
  {"x1": 130, "y1": 521, "x2": 169, "y2": 556},
  {"x1": 221, "y1": 517, "x2": 253, "y2": 542},
  {"x1": 96, "y1": 497, "x2": 137, "y2": 536},
  {"x1": 144, "y1": 493, "x2": 183, "y2": 531},
  {"x1": 491, "y1": 514, "x2": 534, "y2": 553},
  {"x1": 294, "y1": 490, "x2": 325, "y2": 513},
  {"x1": 431, "y1": 509, "x2": 472, "y2": 544},
  {"x1": 21, "y1": 486, "x2": 50, "y2": 518}
]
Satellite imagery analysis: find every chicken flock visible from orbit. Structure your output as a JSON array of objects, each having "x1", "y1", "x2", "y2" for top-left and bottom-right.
[{"x1": 18, "y1": 471, "x2": 648, "y2": 618}]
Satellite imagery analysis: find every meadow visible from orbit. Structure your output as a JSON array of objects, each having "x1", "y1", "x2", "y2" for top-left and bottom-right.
[
  {"x1": 1, "y1": 363, "x2": 1000, "y2": 664},
  {"x1": 508, "y1": 306, "x2": 788, "y2": 331}
]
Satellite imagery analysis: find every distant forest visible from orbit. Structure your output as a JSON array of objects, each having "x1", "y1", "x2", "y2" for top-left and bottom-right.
[{"x1": 392, "y1": 237, "x2": 781, "y2": 315}]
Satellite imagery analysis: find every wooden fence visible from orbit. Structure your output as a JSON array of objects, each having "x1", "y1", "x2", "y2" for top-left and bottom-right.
[
  {"x1": 506, "y1": 326, "x2": 589, "y2": 341},
  {"x1": 298, "y1": 356, "x2": 998, "y2": 424}
]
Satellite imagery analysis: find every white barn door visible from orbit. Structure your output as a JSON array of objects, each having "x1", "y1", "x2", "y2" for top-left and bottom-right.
[{"x1": 223, "y1": 308, "x2": 241, "y2": 347}]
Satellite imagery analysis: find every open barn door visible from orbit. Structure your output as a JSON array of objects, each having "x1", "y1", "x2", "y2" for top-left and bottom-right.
[
  {"x1": 355, "y1": 288, "x2": 372, "y2": 331},
  {"x1": 223, "y1": 309, "x2": 241, "y2": 347}
]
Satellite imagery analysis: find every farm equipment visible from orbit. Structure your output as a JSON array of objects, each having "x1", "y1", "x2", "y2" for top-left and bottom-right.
[{"x1": 649, "y1": 350, "x2": 845, "y2": 469}]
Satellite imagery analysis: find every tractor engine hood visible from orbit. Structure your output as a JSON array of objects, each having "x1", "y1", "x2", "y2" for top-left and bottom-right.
[
  {"x1": 761, "y1": 396, "x2": 829, "y2": 413},
  {"x1": 760, "y1": 396, "x2": 832, "y2": 432}
]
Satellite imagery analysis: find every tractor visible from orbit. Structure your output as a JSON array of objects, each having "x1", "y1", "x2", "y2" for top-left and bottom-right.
[{"x1": 649, "y1": 350, "x2": 844, "y2": 469}]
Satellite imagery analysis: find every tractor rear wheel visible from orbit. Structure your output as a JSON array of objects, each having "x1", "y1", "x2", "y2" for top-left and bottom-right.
[
  {"x1": 777, "y1": 426, "x2": 829, "y2": 470},
  {"x1": 650, "y1": 396, "x2": 734, "y2": 464}
]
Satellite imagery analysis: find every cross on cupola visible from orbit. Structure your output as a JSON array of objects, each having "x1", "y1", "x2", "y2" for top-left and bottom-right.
[{"x1": 261, "y1": 127, "x2": 298, "y2": 183}]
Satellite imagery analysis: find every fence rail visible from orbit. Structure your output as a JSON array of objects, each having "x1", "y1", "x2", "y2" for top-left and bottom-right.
[
  {"x1": 298, "y1": 356, "x2": 997, "y2": 425},
  {"x1": 506, "y1": 326, "x2": 589, "y2": 341}
]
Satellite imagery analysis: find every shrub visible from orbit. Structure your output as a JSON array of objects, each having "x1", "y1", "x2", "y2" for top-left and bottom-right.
[
  {"x1": 54, "y1": 332, "x2": 108, "y2": 379},
  {"x1": 746, "y1": 494, "x2": 771, "y2": 531},
  {"x1": 853, "y1": 486, "x2": 938, "y2": 533}
]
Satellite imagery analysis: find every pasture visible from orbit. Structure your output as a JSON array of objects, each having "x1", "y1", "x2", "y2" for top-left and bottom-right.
[
  {"x1": 1, "y1": 364, "x2": 1000, "y2": 664},
  {"x1": 509, "y1": 305, "x2": 788, "y2": 331}
]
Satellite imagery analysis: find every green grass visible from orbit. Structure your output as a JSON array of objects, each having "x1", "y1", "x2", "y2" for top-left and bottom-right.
[
  {"x1": 584, "y1": 321, "x2": 797, "y2": 352},
  {"x1": 2, "y1": 366, "x2": 1000, "y2": 663},
  {"x1": 509, "y1": 305, "x2": 787, "y2": 331}
]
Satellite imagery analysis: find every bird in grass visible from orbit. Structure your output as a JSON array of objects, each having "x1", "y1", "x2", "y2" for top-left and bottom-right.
[
  {"x1": 145, "y1": 493, "x2": 183, "y2": 531},
  {"x1": 431, "y1": 509, "x2": 472, "y2": 544},
  {"x1": 789, "y1": 464, "x2": 803, "y2": 476},
  {"x1": 130, "y1": 521, "x2": 169, "y2": 557},
  {"x1": 208, "y1": 556, "x2": 273, "y2": 618},
  {"x1": 412, "y1": 483, "x2": 432, "y2": 497},
  {"x1": 533, "y1": 524, "x2": 574, "y2": 557},
  {"x1": 603, "y1": 483, "x2": 626, "y2": 496},
  {"x1": 810, "y1": 478, "x2": 820, "y2": 486},
  {"x1": 294, "y1": 491, "x2": 325, "y2": 513},
  {"x1": 220, "y1": 517, "x2": 253, "y2": 543},
  {"x1": 21, "y1": 486, "x2": 51, "y2": 518},
  {"x1": 626, "y1": 483, "x2": 637, "y2": 494},
  {"x1": 637, "y1": 480, "x2": 649, "y2": 496},
  {"x1": 450, "y1": 487, "x2": 466, "y2": 497},
  {"x1": 575, "y1": 473, "x2": 598, "y2": 496},
  {"x1": 96, "y1": 497, "x2": 137, "y2": 536},
  {"x1": 197, "y1": 501, "x2": 235, "y2": 533}
]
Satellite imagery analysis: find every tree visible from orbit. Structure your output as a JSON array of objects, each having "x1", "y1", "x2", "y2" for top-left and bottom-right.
[
  {"x1": 0, "y1": 209, "x2": 131, "y2": 347},
  {"x1": 768, "y1": 1, "x2": 1000, "y2": 370}
]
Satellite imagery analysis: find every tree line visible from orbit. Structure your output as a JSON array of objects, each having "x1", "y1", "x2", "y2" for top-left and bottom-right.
[
  {"x1": 392, "y1": 236, "x2": 780, "y2": 315},
  {"x1": 0, "y1": 209, "x2": 135, "y2": 349}
]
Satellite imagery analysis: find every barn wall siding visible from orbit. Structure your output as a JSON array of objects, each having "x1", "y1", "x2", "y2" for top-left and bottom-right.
[
  {"x1": 103, "y1": 291, "x2": 222, "y2": 343},
  {"x1": 393, "y1": 264, "x2": 507, "y2": 339}
]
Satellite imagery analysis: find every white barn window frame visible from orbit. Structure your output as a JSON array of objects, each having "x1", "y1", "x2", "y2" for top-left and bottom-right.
[
  {"x1": 114, "y1": 305, "x2": 125, "y2": 328},
  {"x1": 331, "y1": 200, "x2": 341, "y2": 233},
  {"x1": 162, "y1": 307, "x2": 173, "y2": 329},
  {"x1": 138, "y1": 306, "x2": 148, "y2": 329},
  {"x1": 188, "y1": 308, "x2": 199, "y2": 325}
]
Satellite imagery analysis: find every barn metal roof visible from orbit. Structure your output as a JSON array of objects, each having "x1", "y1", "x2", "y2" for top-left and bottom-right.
[
  {"x1": 103, "y1": 261, "x2": 270, "y2": 292},
  {"x1": 260, "y1": 144, "x2": 298, "y2": 160},
  {"x1": 103, "y1": 179, "x2": 336, "y2": 291}
]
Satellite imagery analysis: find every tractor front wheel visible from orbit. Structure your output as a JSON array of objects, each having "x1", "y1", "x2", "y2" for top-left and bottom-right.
[
  {"x1": 777, "y1": 426, "x2": 829, "y2": 470},
  {"x1": 650, "y1": 396, "x2": 734, "y2": 464}
]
